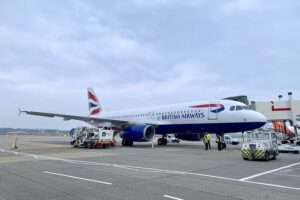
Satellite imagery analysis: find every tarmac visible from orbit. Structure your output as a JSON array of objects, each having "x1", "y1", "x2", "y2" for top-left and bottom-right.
[{"x1": 0, "y1": 135, "x2": 300, "y2": 200}]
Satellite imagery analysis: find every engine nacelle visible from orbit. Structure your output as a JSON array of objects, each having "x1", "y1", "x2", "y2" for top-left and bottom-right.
[
  {"x1": 176, "y1": 133, "x2": 203, "y2": 141},
  {"x1": 120, "y1": 125, "x2": 155, "y2": 142}
]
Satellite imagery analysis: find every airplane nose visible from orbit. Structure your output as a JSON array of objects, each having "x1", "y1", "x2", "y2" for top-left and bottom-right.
[{"x1": 255, "y1": 111, "x2": 267, "y2": 124}]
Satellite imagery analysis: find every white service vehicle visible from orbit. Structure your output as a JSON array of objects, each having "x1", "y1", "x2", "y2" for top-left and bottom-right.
[
  {"x1": 278, "y1": 140, "x2": 300, "y2": 154},
  {"x1": 165, "y1": 134, "x2": 180, "y2": 143},
  {"x1": 70, "y1": 126, "x2": 115, "y2": 149},
  {"x1": 223, "y1": 134, "x2": 239, "y2": 145},
  {"x1": 241, "y1": 130, "x2": 279, "y2": 161}
]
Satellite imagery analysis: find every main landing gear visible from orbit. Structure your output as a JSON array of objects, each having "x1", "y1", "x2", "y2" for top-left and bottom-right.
[
  {"x1": 122, "y1": 139, "x2": 133, "y2": 146},
  {"x1": 157, "y1": 138, "x2": 167, "y2": 145}
]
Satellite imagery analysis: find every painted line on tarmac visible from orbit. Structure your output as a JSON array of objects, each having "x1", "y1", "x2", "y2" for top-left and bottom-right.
[
  {"x1": 272, "y1": 173, "x2": 300, "y2": 178},
  {"x1": 163, "y1": 195, "x2": 184, "y2": 200},
  {"x1": 239, "y1": 162, "x2": 300, "y2": 181},
  {"x1": 43, "y1": 171, "x2": 112, "y2": 185},
  {"x1": 2, "y1": 149, "x2": 300, "y2": 191},
  {"x1": 241, "y1": 180, "x2": 300, "y2": 191}
]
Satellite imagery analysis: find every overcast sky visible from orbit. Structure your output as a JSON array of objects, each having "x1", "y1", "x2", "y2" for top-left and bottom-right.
[{"x1": 0, "y1": 0, "x2": 299, "y2": 129}]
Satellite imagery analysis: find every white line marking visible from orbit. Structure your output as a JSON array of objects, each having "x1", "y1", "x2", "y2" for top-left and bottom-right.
[
  {"x1": 116, "y1": 166, "x2": 141, "y2": 171},
  {"x1": 2, "y1": 149, "x2": 300, "y2": 191},
  {"x1": 273, "y1": 173, "x2": 300, "y2": 178},
  {"x1": 239, "y1": 162, "x2": 300, "y2": 181},
  {"x1": 164, "y1": 195, "x2": 184, "y2": 200},
  {"x1": 43, "y1": 171, "x2": 112, "y2": 185},
  {"x1": 242, "y1": 180, "x2": 300, "y2": 191}
]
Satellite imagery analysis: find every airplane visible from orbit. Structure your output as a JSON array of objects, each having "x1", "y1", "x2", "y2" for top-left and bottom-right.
[{"x1": 19, "y1": 88, "x2": 267, "y2": 146}]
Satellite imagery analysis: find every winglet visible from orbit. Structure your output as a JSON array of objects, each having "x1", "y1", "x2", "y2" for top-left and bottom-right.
[
  {"x1": 18, "y1": 108, "x2": 23, "y2": 116},
  {"x1": 18, "y1": 108, "x2": 29, "y2": 116}
]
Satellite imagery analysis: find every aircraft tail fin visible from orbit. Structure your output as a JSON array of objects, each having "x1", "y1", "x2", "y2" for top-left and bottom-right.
[{"x1": 87, "y1": 87, "x2": 102, "y2": 115}]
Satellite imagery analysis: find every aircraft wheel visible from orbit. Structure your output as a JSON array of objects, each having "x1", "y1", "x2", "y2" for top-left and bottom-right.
[
  {"x1": 72, "y1": 142, "x2": 77, "y2": 148},
  {"x1": 157, "y1": 138, "x2": 163, "y2": 145},
  {"x1": 122, "y1": 139, "x2": 133, "y2": 146},
  {"x1": 163, "y1": 138, "x2": 168, "y2": 145}
]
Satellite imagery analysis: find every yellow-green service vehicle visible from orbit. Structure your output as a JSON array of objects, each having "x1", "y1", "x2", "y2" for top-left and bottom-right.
[{"x1": 242, "y1": 130, "x2": 279, "y2": 161}]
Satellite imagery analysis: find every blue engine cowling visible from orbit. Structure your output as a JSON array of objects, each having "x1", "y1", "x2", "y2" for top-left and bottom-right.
[
  {"x1": 175, "y1": 133, "x2": 203, "y2": 141},
  {"x1": 120, "y1": 125, "x2": 155, "y2": 142}
]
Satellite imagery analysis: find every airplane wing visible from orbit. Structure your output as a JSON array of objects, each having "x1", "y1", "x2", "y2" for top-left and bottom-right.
[{"x1": 19, "y1": 109, "x2": 129, "y2": 128}]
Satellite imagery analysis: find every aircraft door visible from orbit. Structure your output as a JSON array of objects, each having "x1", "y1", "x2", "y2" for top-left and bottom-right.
[
  {"x1": 208, "y1": 101, "x2": 218, "y2": 120},
  {"x1": 147, "y1": 111, "x2": 156, "y2": 121}
]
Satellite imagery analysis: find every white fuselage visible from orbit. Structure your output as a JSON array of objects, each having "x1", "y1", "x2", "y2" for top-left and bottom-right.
[{"x1": 96, "y1": 100, "x2": 266, "y2": 134}]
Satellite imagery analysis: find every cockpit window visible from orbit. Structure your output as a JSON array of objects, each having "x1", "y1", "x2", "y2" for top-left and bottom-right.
[
  {"x1": 242, "y1": 106, "x2": 250, "y2": 110},
  {"x1": 236, "y1": 106, "x2": 243, "y2": 111},
  {"x1": 230, "y1": 106, "x2": 235, "y2": 111}
]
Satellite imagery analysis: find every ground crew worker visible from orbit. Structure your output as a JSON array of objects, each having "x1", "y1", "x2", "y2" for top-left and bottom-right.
[
  {"x1": 206, "y1": 132, "x2": 211, "y2": 150},
  {"x1": 203, "y1": 133, "x2": 208, "y2": 150},
  {"x1": 203, "y1": 132, "x2": 211, "y2": 150},
  {"x1": 217, "y1": 134, "x2": 223, "y2": 151}
]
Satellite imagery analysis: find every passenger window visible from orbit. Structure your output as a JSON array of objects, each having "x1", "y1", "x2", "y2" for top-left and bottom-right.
[
  {"x1": 236, "y1": 106, "x2": 243, "y2": 111},
  {"x1": 230, "y1": 106, "x2": 235, "y2": 111}
]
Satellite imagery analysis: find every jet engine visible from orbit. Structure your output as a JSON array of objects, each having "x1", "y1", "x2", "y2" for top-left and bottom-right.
[{"x1": 120, "y1": 125, "x2": 155, "y2": 142}]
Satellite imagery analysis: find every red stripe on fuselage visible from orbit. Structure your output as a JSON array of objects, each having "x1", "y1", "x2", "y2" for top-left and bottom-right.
[{"x1": 190, "y1": 104, "x2": 223, "y2": 108}]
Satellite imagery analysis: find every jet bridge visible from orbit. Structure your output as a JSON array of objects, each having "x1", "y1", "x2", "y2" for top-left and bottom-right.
[{"x1": 251, "y1": 92, "x2": 300, "y2": 136}]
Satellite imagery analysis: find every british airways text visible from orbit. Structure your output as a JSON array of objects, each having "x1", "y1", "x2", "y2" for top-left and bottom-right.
[{"x1": 162, "y1": 112, "x2": 205, "y2": 120}]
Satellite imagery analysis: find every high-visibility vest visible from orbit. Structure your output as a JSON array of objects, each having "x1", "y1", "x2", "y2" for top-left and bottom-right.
[
  {"x1": 217, "y1": 136, "x2": 223, "y2": 142},
  {"x1": 207, "y1": 133, "x2": 211, "y2": 140},
  {"x1": 203, "y1": 134, "x2": 208, "y2": 144}
]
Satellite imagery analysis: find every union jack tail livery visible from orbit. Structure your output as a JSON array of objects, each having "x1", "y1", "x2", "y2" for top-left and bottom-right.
[{"x1": 87, "y1": 87, "x2": 102, "y2": 115}]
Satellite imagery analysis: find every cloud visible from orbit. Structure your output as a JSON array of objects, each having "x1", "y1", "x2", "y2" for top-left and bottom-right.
[
  {"x1": 220, "y1": 0, "x2": 259, "y2": 14},
  {"x1": 0, "y1": 0, "x2": 299, "y2": 129}
]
